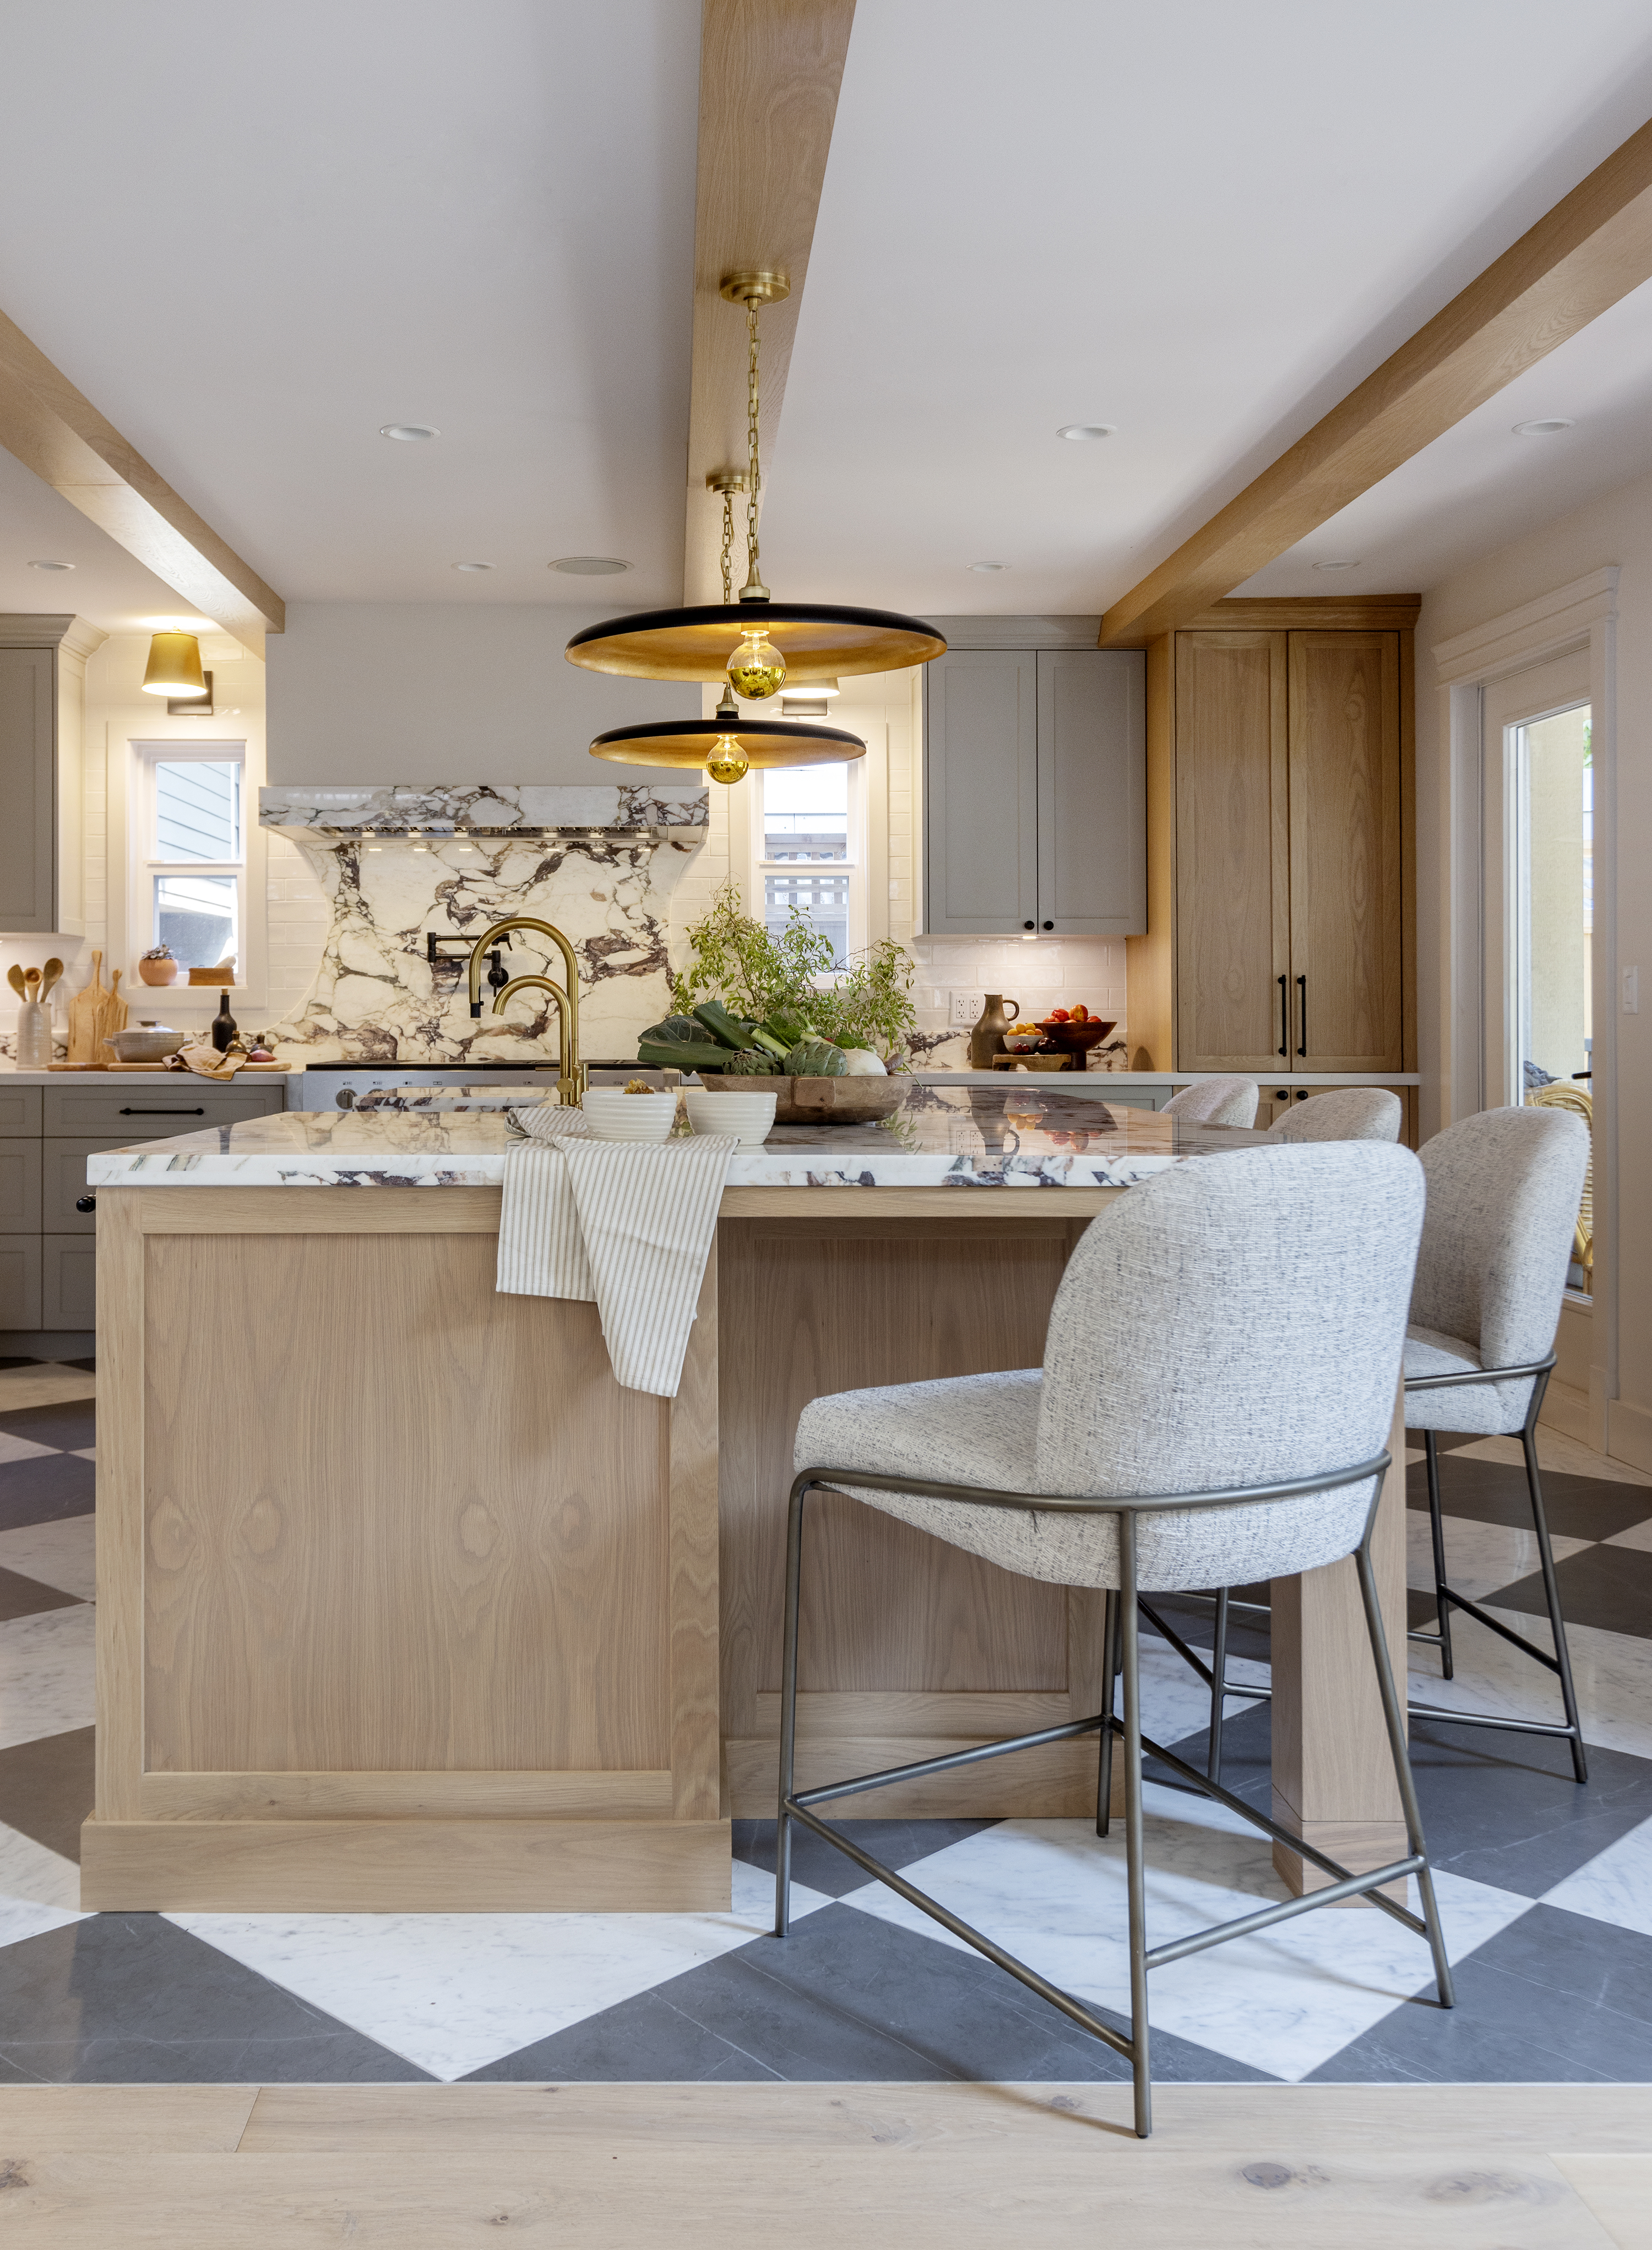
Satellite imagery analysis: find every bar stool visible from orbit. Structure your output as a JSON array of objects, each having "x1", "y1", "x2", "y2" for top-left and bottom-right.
[
  {"x1": 1404, "y1": 1105, "x2": 1593, "y2": 1781},
  {"x1": 774, "y1": 1144, "x2": 1452, "y2": 2140},
  {"x1": 1267, "y1": 1088, "x2": 1401, "y2": 1142},
  {"x1": 1161, "y1": 1076, "x2": 1259, "y2": 1127}
]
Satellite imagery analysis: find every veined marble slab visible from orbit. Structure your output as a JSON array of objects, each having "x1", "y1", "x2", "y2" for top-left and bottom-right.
[
  {"x1": 86, "y1": 1089, "x2": 1262, "y2": 1191},
  {"x1": 259, "y1": 782, "x2": 709, "y2": 834}
]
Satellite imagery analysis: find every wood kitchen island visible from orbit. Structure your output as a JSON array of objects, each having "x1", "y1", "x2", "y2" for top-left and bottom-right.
[{"x1": 82, "y1": 1089, "x2": 1408, "y2": 1912}]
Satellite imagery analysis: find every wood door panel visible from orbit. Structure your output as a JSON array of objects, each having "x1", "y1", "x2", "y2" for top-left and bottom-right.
[
  {"x1": 142, "y1": 1232, "x2": 672, "y2": 1776},
  {"x1": 1173, "y1": 633, "x2": 1289, "y2": 1069},
  {"x1": 1287, "y1": 634, "x2": 1403, "y2": 1070},
  {"x1": 718, "y1": 1219, "x2": 1079, "y2": 1727}
]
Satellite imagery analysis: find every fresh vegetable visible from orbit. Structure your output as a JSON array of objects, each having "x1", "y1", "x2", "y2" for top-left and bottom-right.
[
  {"x1": 839, "y1": 1048, "x2": 887, "y2": 1077},
  {"x1": 639, "y1": 1015, "x2": 716, "y2": 1047},
  {"x1": 783, "y1": 1037, "x2": 846, "y2": 1078},
  {"x1": 725, "y1": 1048, "x2": 780, "y2": 1076},
  {"x1": 692, "y1": 999, "x2": 763, "y2": 1051},
  {"x1": 637, "y1": 1037, "x2": 736, "y2": 1074}
]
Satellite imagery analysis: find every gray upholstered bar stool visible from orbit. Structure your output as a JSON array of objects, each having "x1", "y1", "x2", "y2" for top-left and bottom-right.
[
  {"x1": 1267, "y1": 1088, "x2": 1401, "y2": 1142},
  {"x1": 1404, "y1": 1105, "x2": 1593, "y2": 1781},
  {"x1": 1161, "y1": 1075, "x2": 1259, "y2": 1127},
  {"x1": 774, "y1": 1144, "x2": 1452, "y2": 2139}
]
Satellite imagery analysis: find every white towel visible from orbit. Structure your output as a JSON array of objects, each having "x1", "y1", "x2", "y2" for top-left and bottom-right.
[{"x1": 496, "y1": 1112, "x2": 737, "y2": 1396}]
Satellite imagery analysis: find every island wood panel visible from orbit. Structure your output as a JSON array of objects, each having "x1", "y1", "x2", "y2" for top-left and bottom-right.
[
  {"x1": 1173, "y1": 632, "x2": 1290, "y2": 1072},
  {"x1": 86, "y1": 1187, "x2": 726, "y2": 1912},
  {"x1": 1286, "y1": 632, "x2": 1404, "y2": 1072},
  {"x1": 719, "y1": 1214, "x2": 1117, "y2": 1816}
]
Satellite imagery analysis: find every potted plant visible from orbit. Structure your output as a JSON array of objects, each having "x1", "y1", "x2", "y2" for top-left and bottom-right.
[
  {"x1": 138, "y1": 944, "x2": 178, "y2": 987},
  {"x1": 664, "y1": 881, "x2": 917, "y2": 1063}
]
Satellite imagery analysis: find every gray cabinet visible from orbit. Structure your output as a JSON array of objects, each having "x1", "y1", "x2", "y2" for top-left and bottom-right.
[
  {"x1": 0, "y1": 1139, "x2": 44, "y2": 1232},
  {"x1": 41, "y1": 1235, "x2": 96, "y2": 1329},
  {"x1": 0, "y1": 1237, "x2": 42, "y2": 1329},
  {"x1": 924, "y1": 647, "x2": 1145, "y2": 936},
  {"x1": 0, "y1": 617, "x2": 100, "y2": 937}
]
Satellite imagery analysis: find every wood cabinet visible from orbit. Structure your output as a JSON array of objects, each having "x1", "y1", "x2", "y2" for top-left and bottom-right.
[
  {"x1": 0, "y1": 615, "x2": 104, "y2": 936},
  {"x1": 924, "y1": 648, "x2": 1145, "y2": 936},
  {"x1": 1129, "y1": 599, "x2": 1415, "y2": 1076}
]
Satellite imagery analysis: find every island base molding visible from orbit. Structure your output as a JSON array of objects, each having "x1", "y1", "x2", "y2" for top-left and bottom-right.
[{"x1": 79, "y1": 1816, "x2": 733, "y2": 1914}]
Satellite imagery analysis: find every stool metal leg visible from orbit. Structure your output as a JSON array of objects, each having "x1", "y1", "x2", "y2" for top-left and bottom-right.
[
  {"x1": 1424, "y1": 1432, "x2": 1455, "y2": 1680},
  {"x1": 1353, "y1": 1537, "x2": 1454, "y2": 2010},
  {"x1": 1523, "y1": 1422, "x2": 1589, "y2": 1784},
  {"x1": 1119, "y1": 1519, "x2": 1153, "y2": 2140},
  {"x1": 1208, "y1": 1588, "x2": 1231, "y2": 1787},
  {"x1": 774, "y1": 1482, "x2": 807, "y2": 1939}
]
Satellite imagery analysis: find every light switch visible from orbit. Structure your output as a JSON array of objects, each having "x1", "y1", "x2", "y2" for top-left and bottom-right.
[{"x1": 1624, "y1": 966, "x2": 1640, "y2": 1015}]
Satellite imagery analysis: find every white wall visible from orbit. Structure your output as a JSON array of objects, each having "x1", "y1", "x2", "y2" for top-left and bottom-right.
[
  {"x1": 1415, "y1": 465, "x2": 1651, "y2": 1468},
  {"x1": 265, "y1": 603, "x2": 699, "y2": 785}
]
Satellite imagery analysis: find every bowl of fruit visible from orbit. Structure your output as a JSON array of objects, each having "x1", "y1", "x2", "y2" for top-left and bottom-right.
[
  {"x1": 1036, "y1": 1007, "x2": 1117, "y2": 1057},
  {"x1": 1002, "y1": 1020, "x2": 1045, "y2": 1053}
]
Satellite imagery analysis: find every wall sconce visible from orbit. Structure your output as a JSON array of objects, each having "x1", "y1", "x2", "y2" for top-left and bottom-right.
[{"x1": 142, "y1": 631, "x2": 206, "y2": 699}]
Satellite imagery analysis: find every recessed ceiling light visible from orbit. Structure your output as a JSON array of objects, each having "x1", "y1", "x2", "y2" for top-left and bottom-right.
[
  {"x1": 452, "y1": 561, "x2": 494, "y2": 573},
  {"x1": 27, "y1": 559, "x2": 75, "y2": 572},
  {"x1": 550, "y1": 556, "x2": 632, "y2": 576},
  {"x1": 1512, "y1": 418, "x2": 1574, "y2": 436},
  {"x1": 969, "y1": 560, "x2": 1010, "y2": 573},
  {"x1": 1312, "y1": 559, "x2": 1361, "y2": 572},
  {"x1": 380, "y1": 423, "x2": 439, "y2": 441},
  {"x1": 1057, "y1": 425, "x2": 1116, "y2": 441}
]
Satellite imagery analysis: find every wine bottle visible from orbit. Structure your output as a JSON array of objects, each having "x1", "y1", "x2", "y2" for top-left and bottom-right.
[{"x1": 211, "y1": 990, "x2": 238, "y2": 1053}]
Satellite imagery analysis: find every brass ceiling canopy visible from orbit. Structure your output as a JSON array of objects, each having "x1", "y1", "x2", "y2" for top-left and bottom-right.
[{"x1": 574, "y1": 268, "x2": 945, "y2": 726}]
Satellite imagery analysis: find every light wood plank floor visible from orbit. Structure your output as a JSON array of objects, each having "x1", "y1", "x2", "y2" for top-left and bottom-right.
[{"x1": 0, "y1": 2084, "x2": 1645, "y2": 2247}]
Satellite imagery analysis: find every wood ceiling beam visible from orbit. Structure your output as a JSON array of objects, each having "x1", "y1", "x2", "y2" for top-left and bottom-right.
[
  {"x1": 682, "y1": 0, "x2": 856, "y2": 606},
  {"x1": 0, "y1": 308, "x2": 284, "y2": 654},
  {"x1": 1098, "y1": 117, "x2": 1652, "y2": 649}
]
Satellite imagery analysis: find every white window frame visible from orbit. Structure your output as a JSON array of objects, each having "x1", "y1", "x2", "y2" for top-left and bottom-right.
[
  {"x1": 126, "y1": 740, "x2": 253, "y2": 997},
  {"x1": 749, "y1": 757, "x2": 869, "y2": 974}
]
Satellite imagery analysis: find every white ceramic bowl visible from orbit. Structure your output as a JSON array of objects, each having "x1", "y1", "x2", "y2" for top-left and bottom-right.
[
  {"x1": 580, "y1": 1089, "x2": 678, "y2": 1143},
  {"x1": 683, "y1": 1089, "x2": 776, "y2": 1146}
]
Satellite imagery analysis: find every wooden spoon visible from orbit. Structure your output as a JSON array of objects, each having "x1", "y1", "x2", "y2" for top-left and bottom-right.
[
  {"x1": 6, "y1": 966, "x2": 24, "y2": 1001},
  {"x1": 23, "y1": 969, "x2": 39, "y2": 999},
  {"x1": 37, "y1": 958, "x2": 63, "y2": 1001}
]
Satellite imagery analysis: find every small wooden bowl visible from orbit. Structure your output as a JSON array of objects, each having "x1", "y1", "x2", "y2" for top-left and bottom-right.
[{"x1": 1036, "y1": 1017, "x2": 1116, "y2": 1055}]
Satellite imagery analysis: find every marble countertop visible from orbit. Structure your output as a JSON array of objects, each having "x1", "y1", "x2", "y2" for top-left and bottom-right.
[{"x1": 86, "y1": 1087, "x2": 1264, "y2": 1191}]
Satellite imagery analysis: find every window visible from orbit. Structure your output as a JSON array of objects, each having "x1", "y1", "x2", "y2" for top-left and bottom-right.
[
  {"x1": 134, "y1": 746, "x2": 246, "y2": 975},
  {"x1": 755, "y1": 762, "x2": 863, "y2": 966}
]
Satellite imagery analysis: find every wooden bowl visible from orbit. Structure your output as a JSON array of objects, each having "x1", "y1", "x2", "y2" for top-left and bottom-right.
[
  {"x1": 693, "y1": 1073, "x2": 904, "y2": 1126},
  {"x1": 1036, "y1": 1017, "x2": 1116, "y2": 1054}
]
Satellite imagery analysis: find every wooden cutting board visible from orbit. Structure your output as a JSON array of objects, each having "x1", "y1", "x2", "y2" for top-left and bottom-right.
[{"x1": 67, "y1": 950, "x2": 108, "y2": 1066}]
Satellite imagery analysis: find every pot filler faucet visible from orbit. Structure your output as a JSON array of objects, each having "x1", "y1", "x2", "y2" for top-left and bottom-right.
[{"x1": 466, "y1": 917, "x2": 588, "y2": 1106}]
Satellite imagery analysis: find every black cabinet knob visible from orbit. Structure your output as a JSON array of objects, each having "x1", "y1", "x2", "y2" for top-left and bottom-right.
[
  {"x1": 1042, "y1": 920, "x2": 1053, "y2": 931},
  {"x1": 1023, "y1": 920, "x2": 1035, "y2": 930},
  {"x1": 75, "y1": 1195, "x2": 96, "y2": 1213}
]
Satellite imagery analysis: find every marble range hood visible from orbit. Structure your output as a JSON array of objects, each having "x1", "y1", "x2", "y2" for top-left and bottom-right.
[{"x1": 258, "y1": 784, "x2": 709, "y2": 1067}]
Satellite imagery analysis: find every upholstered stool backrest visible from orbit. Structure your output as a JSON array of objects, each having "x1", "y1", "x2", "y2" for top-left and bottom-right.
[
  {"x1": 1412, "y1": 1107, "x2": 1590, "y2": 1371},
  {"x1": 1036, "y1": 1144, "x2": 1423, "y2": 1505},
  {"x1": 1162, "y1": 1077, "x2": 1259, "y2": 1128},
  {"x1": 1270, "y1": 1088, "x2": 1402, "y2": 1143}
]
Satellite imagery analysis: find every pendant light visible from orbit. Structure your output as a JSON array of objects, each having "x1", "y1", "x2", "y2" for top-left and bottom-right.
[
  {"x1": 587, "y1": 481, "x2": 869, "y2": 784},
  {"x1": 570, "y1": 273, "x2": 946, "y2": 693},
  {"x1": 142, "y1": 630, "x2": 206, "y2": 697}
]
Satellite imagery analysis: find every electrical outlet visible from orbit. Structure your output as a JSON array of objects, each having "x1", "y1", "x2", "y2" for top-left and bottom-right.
[{"x1": 950, "y1": 989, "x2": 984, "y2": 1028}]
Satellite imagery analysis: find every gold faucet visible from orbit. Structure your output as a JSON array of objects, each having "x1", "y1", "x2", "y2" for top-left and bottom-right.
[{"x1": 467, "y1": 917, "x2": 586, "y2": 1105}]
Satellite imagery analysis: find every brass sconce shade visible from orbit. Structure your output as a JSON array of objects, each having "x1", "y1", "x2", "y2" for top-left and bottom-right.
[
  {"x1": 589, "y1": 712, "x2": 866, "y2": 786},
  {"x1": 142, "y1": 631, "x2": 206, "y2": 698}
]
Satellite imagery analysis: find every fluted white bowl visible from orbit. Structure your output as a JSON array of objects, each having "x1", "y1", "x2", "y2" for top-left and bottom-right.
[
  {"x1": 580, "y1": 1090, "x2": 677, "y2": 1142},
  {"x1": 684, "y1": 1089, "x2": 776, "y2": 1146}
]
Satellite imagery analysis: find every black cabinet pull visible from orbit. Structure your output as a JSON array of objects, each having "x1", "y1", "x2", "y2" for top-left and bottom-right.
[
  {"x1": 1023, "y1": 920, "x2": 1035, "y2": 931},
  {"x1": 1296, "y1": 974, "x2": 1307, "y2": 1058},
  {"x1": 1277, "y1": 973, "x2": 1288, "y2": 1058},
  {"x1": 118, "y1": 1106, "x2": 205, "y2": 1116},
  {"x1": 75, "y1": 1195, "x2": 96, "y2": 1213}
]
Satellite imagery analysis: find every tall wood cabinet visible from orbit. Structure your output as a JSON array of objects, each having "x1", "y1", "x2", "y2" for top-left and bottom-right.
[{"x1": 1127, "y1": 598, "x2": 1416, "y2": 1077}]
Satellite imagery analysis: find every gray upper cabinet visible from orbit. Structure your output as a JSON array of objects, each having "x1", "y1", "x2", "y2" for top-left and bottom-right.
[
  {"x1": 923, "y1": 645, "x2": 1145, "y2": 936},
  {"x1": 0, "y1": 616, "x2": 100, "y2": 937}
]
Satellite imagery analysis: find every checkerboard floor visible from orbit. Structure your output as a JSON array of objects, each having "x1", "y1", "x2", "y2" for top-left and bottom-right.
[{"x1": 2, "y1": 1356, "x2": 1650, "y2": 2086}]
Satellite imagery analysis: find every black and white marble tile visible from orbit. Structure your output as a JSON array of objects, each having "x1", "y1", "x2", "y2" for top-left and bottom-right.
[{"x1": 258, "y1": 782, "x2": 709, "y2": 835}]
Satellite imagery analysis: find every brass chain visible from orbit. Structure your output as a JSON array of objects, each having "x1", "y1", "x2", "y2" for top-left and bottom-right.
[
  {"x1": 720, "y1": 483, "x2": 735, "y2": 604},
  {"x1": 745, "y1": 296, "x2": 762, "y2": 586}
]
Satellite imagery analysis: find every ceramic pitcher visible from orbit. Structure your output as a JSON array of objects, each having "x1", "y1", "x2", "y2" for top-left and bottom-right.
[{"x1": 968, "y1": 992, "x2": 1020, "y2": 1070}]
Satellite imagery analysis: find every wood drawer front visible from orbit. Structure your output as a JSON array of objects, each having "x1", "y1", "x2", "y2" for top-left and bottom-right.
[
  {"x1": 44, "y1": 1137, "x2": 132, "y2": 1231},
  {"x1": 41, "y1": 1233, "x2": 96, "y2": 1328},
  {"x1": 0, "y1": 1235, "x2": 42, "y2": 1328},
  {"x1": 0, "y1": 1087, "x2": 42, "y2": 1135},
  {"x1": 0, "y1": 1138, "x2": 42, "y2": 1232},
  {"x1": 42, "y1": 1084, "x2": 286, "y2": 1137}
]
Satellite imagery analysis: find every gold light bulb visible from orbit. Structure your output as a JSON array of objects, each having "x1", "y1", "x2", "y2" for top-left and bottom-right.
[
  {"x1": 728, "y1": 628, "x2": 785, "y2": 700},
  {"x1": 705, "y1": 735, "x2": 750, "y2": 785}
]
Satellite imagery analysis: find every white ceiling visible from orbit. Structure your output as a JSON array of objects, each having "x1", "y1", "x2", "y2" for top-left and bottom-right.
[{"x1": 3, "y1": 1, "x2": 1652, "y2": 632}]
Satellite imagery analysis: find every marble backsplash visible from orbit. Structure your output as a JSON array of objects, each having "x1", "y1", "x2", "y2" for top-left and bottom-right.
[{"x1": 258, "y1": 785, "x2": 709, "y2": 1065}]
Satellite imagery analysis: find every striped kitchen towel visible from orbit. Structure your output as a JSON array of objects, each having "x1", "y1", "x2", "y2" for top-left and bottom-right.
[{"x1": 496, "y1": 1123, "x2": 737, "y2": 1397}]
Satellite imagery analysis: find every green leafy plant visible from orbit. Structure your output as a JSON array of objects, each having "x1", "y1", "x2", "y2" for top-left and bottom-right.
[{"x1": 668, "y1": 880, "x2": 917, "y2": 1063}]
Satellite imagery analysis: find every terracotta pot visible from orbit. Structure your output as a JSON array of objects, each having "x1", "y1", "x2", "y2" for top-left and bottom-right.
[{"x1": 137, "y1": 958, "x2": 178, "y2": 987}]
